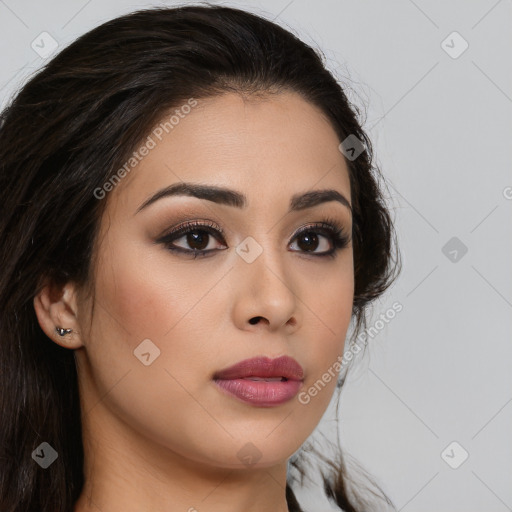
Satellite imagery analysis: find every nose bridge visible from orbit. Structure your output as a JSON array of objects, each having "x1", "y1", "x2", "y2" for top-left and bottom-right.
[
  {"x1": 233, "y1": 233, "x2": 298, "y2": 326},
  {"x1": 236, "y1": 233, "x2": 287, "y2": 286}
]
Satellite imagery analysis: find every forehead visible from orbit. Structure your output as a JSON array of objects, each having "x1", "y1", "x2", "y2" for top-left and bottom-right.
[{"x1": 108, "y1": 91, "x2": 351, "y2": 215}]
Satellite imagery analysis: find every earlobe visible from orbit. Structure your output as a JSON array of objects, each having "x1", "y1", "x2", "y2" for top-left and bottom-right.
[{"x1": 33, "y1": 280, "x2": 83, "y2": 349}]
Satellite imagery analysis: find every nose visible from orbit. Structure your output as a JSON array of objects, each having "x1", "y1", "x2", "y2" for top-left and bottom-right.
[{"x1": 231, "y1": 240, "x2": 300, "y2": 333}]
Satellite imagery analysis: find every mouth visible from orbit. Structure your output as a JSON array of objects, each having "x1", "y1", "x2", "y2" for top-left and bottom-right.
[{"x1": 212, "y1": 356, "x2": 304, "y2": 407}]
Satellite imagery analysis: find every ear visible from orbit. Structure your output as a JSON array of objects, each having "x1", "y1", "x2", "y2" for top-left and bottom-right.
[{"x1": 33, "y1": 277, "x2": 84, "y2": 349}]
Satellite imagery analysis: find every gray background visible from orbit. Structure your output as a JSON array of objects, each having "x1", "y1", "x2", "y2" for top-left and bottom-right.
[{"x1": 1, "y1": 1, "x2": 511, "y2": 510}]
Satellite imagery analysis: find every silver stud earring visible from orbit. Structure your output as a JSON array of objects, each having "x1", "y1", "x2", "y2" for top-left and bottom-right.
[{"x1": 55, "y1": 327, "x2": 73, "y2": 336}]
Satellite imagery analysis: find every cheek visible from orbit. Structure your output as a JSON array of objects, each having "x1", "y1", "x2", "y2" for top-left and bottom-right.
[
  {"x1": 94, "y1": 235, "x2": 214, "y2": 341},
  {"x1": 303, "y1": 257, "x2": 354, "y2": 342},
  {"x1": 297, "y1": 266, "x2": 354, "y2": 409}
]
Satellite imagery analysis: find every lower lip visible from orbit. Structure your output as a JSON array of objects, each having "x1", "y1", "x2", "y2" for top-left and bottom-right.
[{"x1": 213, "y1": 378, "x2": 303, "y2": 407}]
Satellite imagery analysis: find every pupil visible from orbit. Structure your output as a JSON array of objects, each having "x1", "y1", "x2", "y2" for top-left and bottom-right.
[
  {"x1": 300, "y1": 232, "x2": 318, "y2": 251},
  {"x1": 187, "y1": 231, "x2": 208, "y2": 250}
]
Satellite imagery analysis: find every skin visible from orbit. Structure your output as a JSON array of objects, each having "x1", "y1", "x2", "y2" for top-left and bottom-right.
[{"x1": 34, "y1": 91, "x2": 354, "y2": 512}]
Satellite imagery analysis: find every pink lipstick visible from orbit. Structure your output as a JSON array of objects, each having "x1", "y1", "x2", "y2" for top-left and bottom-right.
[{"x1": 213, "y1": 355, "x2": 304, "y2": 407}]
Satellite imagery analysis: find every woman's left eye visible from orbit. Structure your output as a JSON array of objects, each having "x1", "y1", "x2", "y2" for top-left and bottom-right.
[
  {"x1": 289, "y1": 229, "x2": 334, "y2": 254},
  {"x1": 157, "y1": 220, "x2": 349, "y2": 259}
]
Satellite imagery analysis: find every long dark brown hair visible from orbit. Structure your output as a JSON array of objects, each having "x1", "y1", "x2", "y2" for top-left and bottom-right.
[{"x1": 0, "y1": 5, "x2": 400, "y2": 511}]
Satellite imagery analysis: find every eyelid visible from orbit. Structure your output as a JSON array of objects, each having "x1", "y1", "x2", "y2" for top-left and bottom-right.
[{"x1": 158, "y1": 218, "x2": 225, "y2": 239}]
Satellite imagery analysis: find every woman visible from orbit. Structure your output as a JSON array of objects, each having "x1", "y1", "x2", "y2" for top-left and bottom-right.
[{"x1": 0, "y1": 5, "x2": 400, "y2": 511}]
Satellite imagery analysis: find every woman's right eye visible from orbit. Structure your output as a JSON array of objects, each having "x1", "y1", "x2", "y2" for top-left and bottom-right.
[{"x1": 157, "y1": 221, "x2": 227, "y2": 258}]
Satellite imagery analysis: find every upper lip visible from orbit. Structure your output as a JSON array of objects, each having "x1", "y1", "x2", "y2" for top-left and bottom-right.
[{"x1": 213, "y1": 355, "x2": 304, "y2": 381}]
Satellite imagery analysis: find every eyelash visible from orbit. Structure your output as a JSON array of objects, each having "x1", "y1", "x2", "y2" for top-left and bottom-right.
[{"x1": 156, "y1": 217, "x2": 350, "y2": 260}]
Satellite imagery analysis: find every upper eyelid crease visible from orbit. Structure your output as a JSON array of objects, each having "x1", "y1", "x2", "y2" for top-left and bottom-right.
[{"x1": 135, "y1": 182, "x2": 352, "y2": 216}]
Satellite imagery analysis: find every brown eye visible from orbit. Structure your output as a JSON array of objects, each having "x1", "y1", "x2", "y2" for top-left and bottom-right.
[
  {"x1": 181, "y1": 231, "x2": 212, "y2": 251},
  {"x1": 293, "y1": 231, "x2": 327, "y2": 253},
  {"x1": 289, "y1": 221, "x2": 350, "y2": 258},
  {"x1": 157, "y1": 220, "x2": 227, "y2": 258}
]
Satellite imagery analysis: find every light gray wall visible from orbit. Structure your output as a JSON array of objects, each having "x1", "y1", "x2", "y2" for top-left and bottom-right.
[{"x1": 1, "y1": 1, "x2": 510, "y2": 510}]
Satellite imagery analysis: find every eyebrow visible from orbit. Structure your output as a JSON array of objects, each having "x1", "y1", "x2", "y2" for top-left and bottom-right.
[{"x1": 135, "y1": 182, "x2": 352, "y2": 215}]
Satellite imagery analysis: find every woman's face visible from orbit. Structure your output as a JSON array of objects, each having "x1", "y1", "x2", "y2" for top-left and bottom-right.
[{"x1": 75, "y1": 91, "x2": 354, "y2": 471}]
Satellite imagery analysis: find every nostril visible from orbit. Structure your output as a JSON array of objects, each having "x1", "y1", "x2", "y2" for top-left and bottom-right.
[{"x1": 249, "y1": 316, "x2": 263, "y2": 325}]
